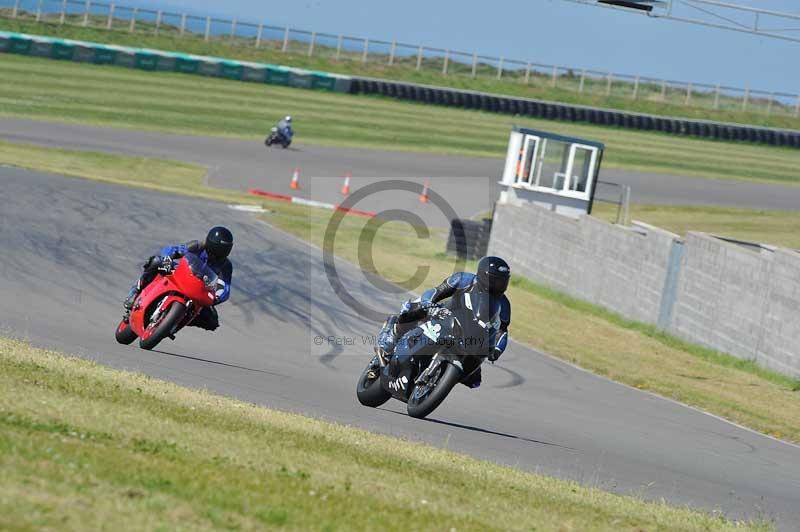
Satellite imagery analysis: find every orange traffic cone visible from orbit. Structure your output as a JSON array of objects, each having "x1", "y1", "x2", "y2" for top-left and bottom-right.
[
  {"x1": 290, "y1": 168, "x2": 300, "y2": 190},
  {"x1": 340, "y1": 173, "x2": 351, "y2": 196},
  {"x1": 419, "y1": 179, "x2": 429, "y2": 203}
]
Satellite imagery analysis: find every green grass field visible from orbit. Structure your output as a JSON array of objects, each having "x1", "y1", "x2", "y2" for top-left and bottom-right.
[
  {"x1": 2, "y1": 15, "x2": 798, "y2": 130},
  {"x1": 0, "y1": 337, "x2": 768, "y2": 531},
  {"x1": 3, "y1": 141, "x2": 798, "y2": 446},
  {"x1": 592, "y1": 204, "x2": 800, "y2": 249},
  {"x1": 2, "y1": 53, "x2": 800, "y2": 186}
]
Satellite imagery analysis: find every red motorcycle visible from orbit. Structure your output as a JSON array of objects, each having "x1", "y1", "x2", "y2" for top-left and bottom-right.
[{"x1": 115, "y1": 253, "x2": 218, "y2": 350}]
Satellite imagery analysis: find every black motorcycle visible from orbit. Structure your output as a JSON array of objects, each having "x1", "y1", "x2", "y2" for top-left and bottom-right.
[
  {"x1": 356, "y1": 288, "x2": 500, "y2": 419},
  {"x1": 265, "y1": 127, "x2": 291, "y2": 148}
]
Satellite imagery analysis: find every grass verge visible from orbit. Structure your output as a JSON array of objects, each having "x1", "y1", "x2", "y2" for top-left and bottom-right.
[
  {"x1": 592, "y1": 203, "x2": 800, "y2": 250},
  {"x1": 2, "y1": 53, "x2": 800, "y2": 186},
  {"x1": 2, "y1": 15, "x2": 798, "y2": 130},
  {"x1": 0, "y1": 337, "x2": 767, "y2": 531},
  {"x1": 2, "y1": 141, "x2": 798, "y2": 445}
]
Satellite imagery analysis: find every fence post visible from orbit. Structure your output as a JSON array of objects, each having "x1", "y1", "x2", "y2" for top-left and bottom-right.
[
  {"x1": 155, "y1": 10, "x2": 162, "y2": 35},
  {"x1": 255, "y1": 23, "x2": 263, "y2": 48},
  {"x1": 742, "y1": 87, "x2": 749, "y2": 110},
  {"x1": 684, "y1": 82, "x2": 692, "y2": 106},
  {"x1": 550, "y1": 65, "x2": 558, "y2": 87},
  {"x1": 11, "y1": 0, "x2": 19, "y2": 19},
  {"x1": 388, "y1": 40, "x2": 396, "y2": 65},
  {"x1": 497, "y1": 57, "x2": 504, "y2": 80},
  {"x1": 204, "y1": 16, "x2": 211, "y2": 41},
  {"x1": 179, "y1": 13, "x2": 185, "y2": 36},
  {"x1": 632, "y1": 75, "x2": 640, "y2": 99},
  {"x1": 524, "y1": 62, "x2": 531, "y2": 85},
  {"x1": 230, "y1": 18, "x2": 237, "y2": 39},
  {"x1": 281, "y1": 27, "x2": 289, "y2": 52},
  {"x1": 362, "y1": 38, "x2": 369, "y2": 63},
  {"x1": 308, "y1": 31, "x2": 316, "y2": 57},
  {"x1": 335, "y1": 35, "x2": 342, "y2": 60},
  {"x1": 660, "y1": 80, "x2": 667, "y2": 102},
  {"x1": 81, "y1": 0, "x2": 90, "y2": 26},
  {"x1": 579, "y1": 69, "x2": 586, "y2": 93},
  {"x1": 35, "y1": 0, "x2": 42, "y2": 22},
  {"x1": 713, "y1": 84, "x2": 720, "y2": 109},
  {"x1": 794, "y1": 95, "x2": 800, "y2": 117},
  {"x1": 442, "y1": 50, "x2": 449, "y2": 75},
  {"x1": 767, "y1": 93, "x2": 774, "y2": 115},
  {"x1": 106, "y1": 4, "x2": 114, "y2": 29},
  {"x1": 60, "y1": 0, "x2": 67, "y2": 24},
  {"x1": 622, "y1": 185, "x2": 631, "y2": 226},
  {"x1": 471, "y1": 52, "x2": 477, "y2": 77},
  {"x1": 415, "y1": 46, "x2": 423, "y2": 71},
  {"x1": 605, "y1": 72, "x2": 613, "y2": 96},
  {"x1": 129, "y1": 8, "x2": 137, "y2": 33}
]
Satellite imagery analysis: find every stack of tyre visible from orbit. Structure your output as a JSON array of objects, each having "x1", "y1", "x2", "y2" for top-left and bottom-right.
[{"x1": 446, "y1": 219, "x2": 493, "y2": 260}]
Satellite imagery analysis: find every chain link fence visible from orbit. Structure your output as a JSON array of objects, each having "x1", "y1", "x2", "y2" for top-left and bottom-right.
[{"x1": 3, "y1": 0, "x2": 798, "y2": 118}]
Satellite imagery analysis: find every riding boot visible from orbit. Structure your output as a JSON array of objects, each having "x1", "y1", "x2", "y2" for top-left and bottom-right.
[{"x1": 123, "y1": 266, "x2": 158, "y2": 314}]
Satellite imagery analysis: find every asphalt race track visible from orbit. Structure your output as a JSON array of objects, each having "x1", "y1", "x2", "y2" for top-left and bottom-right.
[
  {"x1": 2, "y1": 167, "x2": 800, "y2": 528},
  {"x1": 4, "y1": 118, "x2": 800, "y2": 227}
]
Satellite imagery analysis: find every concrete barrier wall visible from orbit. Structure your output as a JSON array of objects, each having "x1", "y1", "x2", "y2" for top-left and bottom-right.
[
  {"x1": 489, "y1": 203, "x2": 800, "y2": 378},
  {"x1": 488, "y1": 203, "x2": 679, "y2": 325},
  {"x1": 673, "y1": 233, "x2": 800, "y2": 377}
]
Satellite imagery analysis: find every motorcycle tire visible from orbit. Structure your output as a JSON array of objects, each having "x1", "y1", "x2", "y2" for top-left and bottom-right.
[
  {"x1": 265, "y1": 137, "x2": 272, "y2": 146},
  {"x1": 407, "y1": 362, "x2": 462, "y2": 419},
  {"x1": 114, "y1": 319, "x2": 137, "y2": 345},
  {"x1": 356, "y1": 355, "x2": 391, "y2": 407},
  {"x1": 281, "y1": 141, "x2": 290, "y2": 149},
  {"x1": 139, "y1": 303, "x2": 185, "y2": 351}
]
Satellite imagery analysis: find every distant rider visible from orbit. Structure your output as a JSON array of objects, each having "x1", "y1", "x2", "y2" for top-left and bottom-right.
[
  {"x1": 123, "y1": 226, "x2": 234, "y2": 331},
  {"x1": 277, "y1": 115, "x2": 293, "y2": 143},
  {"x1": 376, "y1": 256, "x2": 511, "y2": 389}
]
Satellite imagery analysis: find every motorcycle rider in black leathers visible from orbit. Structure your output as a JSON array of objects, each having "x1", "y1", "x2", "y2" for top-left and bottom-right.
[{"x1": 376, "y1": 256, "x2": 511, "y2": 389}]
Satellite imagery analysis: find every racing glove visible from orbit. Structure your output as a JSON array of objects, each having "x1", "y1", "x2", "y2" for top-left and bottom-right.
[
  {"x1": 427, "y1": 305, "x2": 452, "y2": 320},
  {"x1": 488, "y1": 331, "x2": 508, "y2": 362}
]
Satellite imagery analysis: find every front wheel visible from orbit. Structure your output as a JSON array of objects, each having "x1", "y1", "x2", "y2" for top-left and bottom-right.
[
  {"x1": 139, "y1": 303, "x2": 185, "y2": 351},
  {"x1": 356, "y1": 355, "x2": 391, "y2": 407},
  {"x1": 407, "y1": 362, "x2": 462, "y2": 419},
  {"x1": 115, "y1": 319, "x2": 137, "y2": 345}
]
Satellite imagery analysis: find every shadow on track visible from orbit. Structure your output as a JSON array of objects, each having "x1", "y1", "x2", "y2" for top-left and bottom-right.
[
  {"x1": 152, "y1": 348, "x2": 288, "y2": 377},
  {"x1": 379, "y1": 408, "x2": 576, "y2": 451}
]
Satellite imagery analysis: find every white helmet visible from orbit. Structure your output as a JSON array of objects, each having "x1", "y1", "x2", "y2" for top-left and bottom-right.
[{"x1": 285, "y1": 115, "x2": 292, "y2": 122}]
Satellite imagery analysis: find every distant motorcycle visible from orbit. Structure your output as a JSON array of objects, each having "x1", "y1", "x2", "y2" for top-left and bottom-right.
[
  {"x1": 265, "y1": 127, "x2": 292, "y2": 148},
  {"x1": 115, "y1": 253, "x2": 218, "y2": 350},
  {"x1": 356, "y1": 289, "x2": 500, "y2": 419}
]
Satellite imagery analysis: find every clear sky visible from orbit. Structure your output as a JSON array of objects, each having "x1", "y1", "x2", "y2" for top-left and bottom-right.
[{"x1": 129, "y1": 0, "x2": 798, "y2": 94}]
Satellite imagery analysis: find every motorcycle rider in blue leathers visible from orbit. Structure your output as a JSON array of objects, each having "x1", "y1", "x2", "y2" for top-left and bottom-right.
[
  {"x1": 376, "y1": 256, "x2": 511, "y2": 389},
  {"x1": 276, "y1": 115, "x2": 293, "y2": 144},
  {"x1": 123, "y1": 226, "x2": 233, "y2": 331}
]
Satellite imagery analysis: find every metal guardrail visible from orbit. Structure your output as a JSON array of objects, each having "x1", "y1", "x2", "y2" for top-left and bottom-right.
[{"x1": 2, "y1": 0, "x2": 799, "y2": 121}]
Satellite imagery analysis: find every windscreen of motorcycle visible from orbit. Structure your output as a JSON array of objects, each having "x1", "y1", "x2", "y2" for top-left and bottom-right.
[{"x1": 184, "y1": 253, "x2": 219, "y2": 291}]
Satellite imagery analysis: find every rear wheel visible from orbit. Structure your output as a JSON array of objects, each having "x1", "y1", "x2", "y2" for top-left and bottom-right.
[
  {"x1": 114, "y1": 319, "x2": 137, "y2": 345},
  {"x1": 139, "y1": 303, "x2": 184, "y2": 351},
  {"x1": 356, "y1": 355, "x2": 391, "y2": 407},
  {"x1": 407, "y1": 362, "x2": 462, "y2": 419}
]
